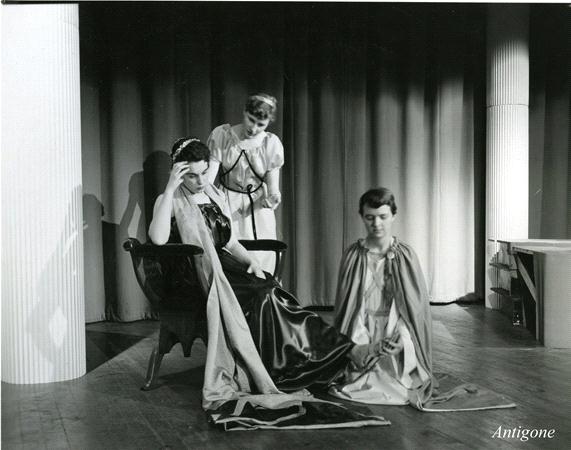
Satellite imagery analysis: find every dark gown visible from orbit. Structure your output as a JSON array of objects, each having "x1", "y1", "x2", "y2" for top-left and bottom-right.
[{"x1": 169, "y1": 201, "x2": 353, "y2": 392}]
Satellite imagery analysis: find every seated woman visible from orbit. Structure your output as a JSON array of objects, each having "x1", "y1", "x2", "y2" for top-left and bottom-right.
[
  {"x1": 148, "y1": 137, "x2": 387, "y2": 430},
  {"x1": 330, "y1": 188, "x2": 434, "y2": 407}
]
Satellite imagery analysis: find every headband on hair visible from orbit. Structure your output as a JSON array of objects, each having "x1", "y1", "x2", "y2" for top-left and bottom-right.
[
  {"x1": 252, "y1": 95, "x2": 276, "y2": 109},
  {"x1": 172, "y1": 138, "x2": 200, "y2": 161}
]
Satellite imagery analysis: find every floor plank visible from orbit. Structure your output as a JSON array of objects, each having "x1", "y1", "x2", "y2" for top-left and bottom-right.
[{"x1": 2, "y1": 304, "x2": 570, "y2": 449}]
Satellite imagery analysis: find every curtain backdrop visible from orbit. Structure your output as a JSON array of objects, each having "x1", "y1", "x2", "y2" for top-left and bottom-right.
[
  {"x1": 80, "y1": 3, "x2": 488, "y2": 322},
  {"x1": 529, "y1": 6, "x2": 571, "y2": 239}
]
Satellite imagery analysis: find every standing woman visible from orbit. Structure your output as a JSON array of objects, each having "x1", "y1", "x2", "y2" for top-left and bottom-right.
[{"x1": 207, "y1": 93, "x2": 283, "y2": 273}]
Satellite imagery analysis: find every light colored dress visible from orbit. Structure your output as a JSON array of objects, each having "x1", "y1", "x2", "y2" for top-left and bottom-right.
[
  {"x1": 330, "y1": 251, "x2": 430, "y2": 405},
  {"x1": 207, "y1": 124, "x2": 284, "y2": 273}
]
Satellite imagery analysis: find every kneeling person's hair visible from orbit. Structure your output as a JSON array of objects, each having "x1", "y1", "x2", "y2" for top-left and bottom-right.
[{"x1": 359, "y1": 187, "x2": 397, "y2": 215}]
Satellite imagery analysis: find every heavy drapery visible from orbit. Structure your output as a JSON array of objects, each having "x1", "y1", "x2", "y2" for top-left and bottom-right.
[
  {"x1": 529, "y1": 6, "x2": 571, "y2": 240},
  {"x1": 81, "y1": 3, "x2": 493, "y2": 321}
]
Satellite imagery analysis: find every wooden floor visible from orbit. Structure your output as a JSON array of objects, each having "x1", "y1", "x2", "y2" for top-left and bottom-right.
[{"x1": 3, "y1": 304, "x2": 571, "y2": 449}]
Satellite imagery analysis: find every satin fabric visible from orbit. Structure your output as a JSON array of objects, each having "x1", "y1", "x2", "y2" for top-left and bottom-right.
[
  {"x1": 333, "y1": 239, "x2": 435, "y2": 407},
  {"x1": 170, "y1": 202, "x2": 353, "y2": 392},
  {"x1": 173, "y1": 184, "x2": 282, "y2": 412},
  {"x1": 170, "y1": 185, "x2": 388, "y2": 430},
  {"x1": 219, "y1": 250, "x2": 353, "y2": 391}
]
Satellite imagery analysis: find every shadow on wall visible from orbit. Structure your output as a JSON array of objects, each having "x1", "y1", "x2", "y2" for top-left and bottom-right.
[
  {"x1": 83, "y1": 193, "x2": 106, "y2": 322},
  {"x1": 83, "y1": 151, "x2": 172, "y2": 322},
  {"x1": 142, "y1": 151, "x2": 171, "y2": 232},
  {"x1": 106, "y1": 170, "x2": 147, "y2": 321},
  {"x1": 83, "y1": 192, "x2": 126, "y2": 321},
  {"x1": 28, "y1": 185, "x2": 85, "y2": 381}
]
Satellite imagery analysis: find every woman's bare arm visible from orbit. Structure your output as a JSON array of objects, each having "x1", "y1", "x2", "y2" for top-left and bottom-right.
[
  {"x1": 148, "y1": 162, "x2": 189, "y2": 245},
  {"x1": 224, "y1": 238, "x2": 265, "y2": 278}
]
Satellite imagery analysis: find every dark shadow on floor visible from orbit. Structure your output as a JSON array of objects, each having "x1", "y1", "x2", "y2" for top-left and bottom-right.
[
  {"x1": 86, "y1": 330, "x2": 149, "y2": 373},
  {"x1": 430, "y1": 292, "x2": 483, "y2": 306}
]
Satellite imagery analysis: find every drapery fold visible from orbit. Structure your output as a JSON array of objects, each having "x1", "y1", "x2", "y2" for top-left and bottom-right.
[
  {"x1": 81, "y1": 3, "x2": 494, "y2": 321},
  {"x1": 172, "y1": 184, "x2": 281, "y2": 408},
  {"x1": 529, "y1": 6, "x2": 571, "y2": 240}
]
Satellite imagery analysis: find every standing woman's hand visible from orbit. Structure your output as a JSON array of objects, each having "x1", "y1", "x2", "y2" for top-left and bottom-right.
[
  {"x1": 262, "y1": 192, "x2": 281, "y2": 209},
  {"x1": 261, "y1": 182, "x2": 282, "y2": 209},
  {"x1": 165, "y1": 162, "x2": 190, "y2": 194},
  {"x1": 262, "y1": 169, "x2": 282, "y2": 209}
]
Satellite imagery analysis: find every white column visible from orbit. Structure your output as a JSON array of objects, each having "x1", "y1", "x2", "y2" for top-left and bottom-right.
[
  {"x1": 1, "y1": 4, "x2": 85, "y2": 383},
  {"x1": 485, "y1": 5, "x2": 529, "y2": 309}
]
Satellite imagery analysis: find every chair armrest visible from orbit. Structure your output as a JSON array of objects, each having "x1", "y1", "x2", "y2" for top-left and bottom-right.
[
  {"x1": 123, "y1": 237, "x2": 209, "y2": 310},
  {"x1": 239, "y1": 239, "x2": 287, "y2": 252},
  {"x1": 238, "y1": 239, "x2": 288, "y2": 279},
  {"x1": 123, "y1": 238, "x2": 204, "y2": 257}
]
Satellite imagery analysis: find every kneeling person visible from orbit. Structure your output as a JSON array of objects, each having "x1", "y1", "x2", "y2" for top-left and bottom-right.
[{"x1": 331, "y1": 187, "x2": 433, "y2": 405}]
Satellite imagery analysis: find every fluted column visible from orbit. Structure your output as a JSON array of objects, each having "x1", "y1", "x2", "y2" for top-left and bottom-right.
[
  {"x1": 1, "y1": 4, "x2": 85, "y2": 383},
  {"x1": 485, "y1": 5, "x2": 529, "y2": 309}
]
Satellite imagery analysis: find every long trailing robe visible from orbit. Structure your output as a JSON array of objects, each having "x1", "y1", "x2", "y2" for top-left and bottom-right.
[
  {"x1": 173, "y1": 184, "x2": 282, "y2": 409},
  {"x1": 333, "y1": 239, "x2": 516, "y2": 412},
  {"x1": 172, "y1": 184, "x2": 390, "y2": 429},
  {"x1": 333, "y1": 239, "x2": 434, "y2": 408}
]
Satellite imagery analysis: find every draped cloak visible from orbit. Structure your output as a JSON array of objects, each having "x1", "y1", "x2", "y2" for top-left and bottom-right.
[
  {"x1": 171, "y1": 184, "x2": 390, "y2": 429},
  {"x1": 333, "y1": 239, "x2": 435, "y2": 408},
  {"x1": 173, "y1": 184, "x2": 290, "y2": 408}
]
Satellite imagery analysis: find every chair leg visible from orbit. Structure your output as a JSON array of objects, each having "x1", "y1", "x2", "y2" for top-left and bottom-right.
[{"x1": 141, "y1": 345, "x2": 164, "y2": 391}]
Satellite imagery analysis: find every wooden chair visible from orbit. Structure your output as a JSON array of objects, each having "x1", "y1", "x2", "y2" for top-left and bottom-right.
[{"x1": 123, "y1": 238, "x2": 287, "y2": 390}]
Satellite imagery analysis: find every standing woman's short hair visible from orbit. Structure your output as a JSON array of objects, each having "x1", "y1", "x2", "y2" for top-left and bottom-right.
[
  {"x1": 245, "y1": 93, "x2": 278, "y2": 123},
  {"x1": 359, "y1": 188, "x2": 398, "y2": 215}
]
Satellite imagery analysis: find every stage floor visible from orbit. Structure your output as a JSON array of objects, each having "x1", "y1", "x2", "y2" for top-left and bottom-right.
[{"x1": 3, "y1": 304, "x2": 570, "y2": 449}]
